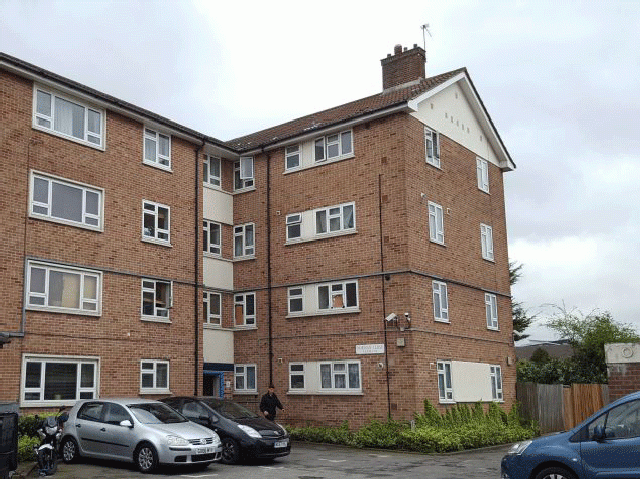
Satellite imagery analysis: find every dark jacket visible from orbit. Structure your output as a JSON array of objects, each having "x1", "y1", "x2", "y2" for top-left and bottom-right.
[{"x1": 259, "y1": 392, "x2": 283, "y2": 421}]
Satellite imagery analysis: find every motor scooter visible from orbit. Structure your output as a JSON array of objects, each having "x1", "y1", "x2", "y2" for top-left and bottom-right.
[{"x1": 33, "y1": 409, "x2": 68, "y2": 476}]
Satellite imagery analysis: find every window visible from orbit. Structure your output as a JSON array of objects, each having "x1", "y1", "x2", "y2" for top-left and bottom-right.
[
  {"x1": 203, "y1": 155, "x2": 221, "y2": 187},
  {"x1": 234, "y1": 157, "x2": 254, "y2": 190},
  {"x1": 490, "y1": 365, "x2": 503, "y2": 400},
  {"x1": 437, "y1": 361, "x2": 453, "y2": 402},
  {"x1": 285, "y1": 144, "x2": 300, "y2": 170},
  {"x1": 22, "y1": 355, "x2": 97, "y2": 405},
  {"x1": 234, "y1": 223, "x2": 255, "y2": 257},
  {"x1": 477, "y1": 158, "x2": 489, "y2": 193},
  {"x1": 315, "y1": 202, "x2": 355, "y2": 235},
  {"x1": 140, "y1": 360, "x2": 169, "y2": 393},
  {"x1": 425, "y1": 127, "x2": 440, "y2": 167},
  {"x1": 588, "y1": 400, "x2": 640, "y2": 440},
  {"x1": 234, "y1": 292, "x2": 255, "y2": 327},
  {"x1": 203, "y1": 291, "x2": 221, "y2": 326},
  {"x1": 319, "y1": 362, "x2": 361, "y2": 391},
  {"x1": 142, "y1": 200, "x2": 170, "y2": 244},
  {"x1": 26, "y1": 261, "x2": 101, "y2": 315},
  {"x1": 485, "y1": 293, "x2": 499, "y2": 330},
  {"x1": 317, "y1": 281, "x2": 358, "y2": 311},
  {"x1": 144, "y1": 129, "x2": 171, "y2": 169},
  {"x1": 288, "y1": 287, "x2": 303, "y2": 314},
  {"x1": 30, "y1": 172, "x2": 103, "y2": 230},
  {"x1": 142, "y1": 279, "x2": 171, "y2": 320},
  {"x1": 314, "y1": 130, "x2": 353, "y2": 162},
  {"x1": 428, "y1": 202, "x2": 444, "y2": 244},
  {"x1": 286, "y1": 213, "x2": 302, "y2": 240},
  {"x1": 481, "y1": 224, "x2": 494, "y2": 261},
  {"x1": 234, "y1": 364, "x2": 256, "y2": 392},
  {"x1": 33, "y1": 87, "x2": 103, "y2": 148},
  {"x1": 432, "y1": 281, "x2": 449, "y2": 322},
  {"x1": 289, "y1": 364, "x2": 305, "y2": 390},
  {"x1": 203, "y1": 220, "x2": 221, "y2": 255}
]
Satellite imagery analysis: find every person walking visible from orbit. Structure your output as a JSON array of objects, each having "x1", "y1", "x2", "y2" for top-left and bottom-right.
[{"x1": 259, "y1": 384, "x2": 284, "y2": 421}]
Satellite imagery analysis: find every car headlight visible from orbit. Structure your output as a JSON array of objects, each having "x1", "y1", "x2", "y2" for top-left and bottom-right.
[
  {"x1": 506, "y1": 440, "x2": 532, "y2": 455},
  {"x1": 237, "y1": 424, "x2": 262, "y2": 438},
  {"x1": 211, "y1": 432, "x2": 221, "y2": 446},
  {"x1": 166, "y1": 435, "x2": 190, "y2": 447},
  {"x1": 275, "y1": 423, "x2": 287, "y2": 434}
]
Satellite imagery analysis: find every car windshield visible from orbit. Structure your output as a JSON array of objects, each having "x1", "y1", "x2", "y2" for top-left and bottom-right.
[
  {"x1": 128, "y1": 403, "x2": 187, "y2": 424},
  {"x1": 204, "y1": 399, "x2": 259, "y2": 420}
]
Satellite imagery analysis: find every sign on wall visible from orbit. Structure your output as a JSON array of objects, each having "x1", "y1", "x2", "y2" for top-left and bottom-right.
[{"x1": 356, "y1": 344, "x2": 385, "y2": 355}]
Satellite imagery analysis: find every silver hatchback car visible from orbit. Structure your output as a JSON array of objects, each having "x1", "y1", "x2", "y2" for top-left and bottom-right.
[{"x1": 59, "y1": 398, "x2": 222, "y2": 473}]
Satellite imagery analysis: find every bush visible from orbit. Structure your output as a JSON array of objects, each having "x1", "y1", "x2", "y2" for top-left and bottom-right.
[
  {"x1": 18, "y1": 436, "x2": 39, "y2": 463},
  {"x1": 18, "y1": 412, "x2": 56, "y2": 439}
]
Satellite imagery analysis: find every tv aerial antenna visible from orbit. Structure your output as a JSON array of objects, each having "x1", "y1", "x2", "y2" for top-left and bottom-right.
[{"x1": 421, "y1": 23, "x2": 432, "y2": 54}]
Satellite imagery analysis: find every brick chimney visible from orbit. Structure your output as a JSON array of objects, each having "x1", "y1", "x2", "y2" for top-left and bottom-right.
[{"x1": 381, "y1": 44, "x2": 426, "y2": 90}]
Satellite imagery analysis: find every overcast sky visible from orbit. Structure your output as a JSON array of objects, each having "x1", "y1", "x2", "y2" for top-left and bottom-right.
[{"x1": 2, "y1": 0, "x2": 639, "y2": 342}]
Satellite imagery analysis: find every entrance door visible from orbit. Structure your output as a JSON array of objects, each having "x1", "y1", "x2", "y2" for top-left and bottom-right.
[{"x1": 203, "y1": 372, "x2": 223, "y2": 397}]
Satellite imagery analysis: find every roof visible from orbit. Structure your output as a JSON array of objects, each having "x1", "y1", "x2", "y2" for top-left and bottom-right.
[{"x1": 227, "y1": 68, "x2": 466, "y2": 152}]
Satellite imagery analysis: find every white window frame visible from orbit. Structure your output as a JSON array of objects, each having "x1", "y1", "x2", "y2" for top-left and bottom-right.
[
  {"x1": 424, "y1": 127, "x2": 440, "y2": 167},
  {"x1": 203, "y1": 155, "x2": 221, "y2": 187},
  {"x1": 437, "y1": 360, "x2": 454, "y2": 403},
  {"x1": 234, "y1": 223, "x2": 255, "y2": 258},
  {"x1": 142, "y1": 200, "x2": 170, "y2": 245},
  {"x1": 432, "y1": 281, "x2": 449, "y2": 322},
  {"x1": 477, "y1": 157, "x2": 489, "y2": 193},
  {"x1": 428, "y1": 201, "x2": 444, "y2": 244},
  {"x1": 203, "y1": 291, "x2": 222, "y2": 327},
  {"x1": 26, "y1": 261, "x2": 101, "y2": 316},
  {"x1": 21, "y1": 354, "x2": 99, "y2": 407},
  {"x1": 314, "y1": 202, "x2": 356, "y2": 236},
  {"x1": 203, "y1": 220, "x2": 222, "y2": 256},
  {"x1": 481, "y1": 223, "x2": 494, "y2": 261},
  {"x1": 286, "y1": 213, "x2": 302, "y2": 241},
  {"x1": 285, "y1": 144, "x2": 301, "y2": 170},
  {"x1": 289, "y1": 363, "x2": 306, "y2": 391},
  {"x1": 288, "y1": 287, "x2": 304, "y2": 314},
  {"x1": 317, "y1": 280, "x2": 358, "y2": 312},
  {"x1": 33, "y1": 86, "x2": 104, "y2": 149},
  {"x1": 29, "y1": 171, "x2": 104, "y2": 231},
  {"x1": 141, "y1": 279, "x2": 172, "y2": 321},
  {"x1": 234, "y1": 292, "x2": 256, "y2": 327},
  {"x1": 234, "y1": 157, "x2": 254, "y2": 191},
  {"x1": 490, "y1": 365, "x2": 503, "y2": 401},
  {"x1": 143, "y1": 128, "x2": 171, "y2": 170},
  {"x1": 313, "y1": 130, "x2": 353, "y2": 162},
  {"x1": 234, "y1": 364, "x2": 257, "y2": 393},
  {"x1": 319, "y1": 361, "x2": 361, "y2": 392},
  {"x1": 485, "y1": 293, "x2": 499, "y2": 330},
  {"x1": 140, "y1": 359, "x2": 170, "y2": 394}
]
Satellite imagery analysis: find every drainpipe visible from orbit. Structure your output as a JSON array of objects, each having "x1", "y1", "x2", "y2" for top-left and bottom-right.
[
  {"x1": 194, "y1": 140, "x2": 204, "y2": 396},
  {"x1": 266, "y1": 150, "x2": 274, "y2": 386},
  {"x1": 379, "y1": 174, "x2": 392, "y2": 420}
]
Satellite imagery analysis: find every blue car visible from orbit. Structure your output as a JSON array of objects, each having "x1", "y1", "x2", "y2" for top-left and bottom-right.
[{"x1": 501, "y1": 390, "x2": 640, "y2": 479}]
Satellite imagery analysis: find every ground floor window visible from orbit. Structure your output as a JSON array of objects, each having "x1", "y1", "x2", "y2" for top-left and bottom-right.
[
  {"x1": 490, "y1": 365, "x2": 503, "y2": 400},
  {"x1": 234, "y1": 364, "x2": 256, "y2": 393},
  {"x1": 140, "y1": 359, "x2": 169, "y2": 394},
  {"x1": 437, "y1": 360, "x2": 454, "y2": 403},
  {"x1": 287, "y1": 360, "x2": 361, "y2": 395},
  {"x1": 22, "y1": 355, "x2": 98, "y2": 406}
]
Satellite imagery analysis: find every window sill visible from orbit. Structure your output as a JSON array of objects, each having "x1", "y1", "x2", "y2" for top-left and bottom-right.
[
  {"x1": 141, "y1": 237, "x2": 172, "y2": 248},
  {"x1": 143, "y1": 160, "x2": 173, "y2": 173},
  {"x1": 233, "y1": 186, "x2": 256, "y2": 195},
  {"x1": 287, "y1": 390, "x2": 363, "y2": 396},
  {"x1": 203, "y1": 323, "x2": 224, "y2": 330},
  {"x1": 20, "y1": 399, "x2": 82, "y2": 408},
  {"x1": 27, "y1": 306, "x2": 101, "y2": 317},
  {"x1": 478, "y1": 188, "x2": 490, "y2": 195},
  {"x1": 32, "y1": 124, "x2": 105, "y2": 151},
  {"x1": 234, "y1": 325, "x2": 257, "y2": 331},
  {"x1": 140, "y1": 389, "x2": 171, "y2": 395},
  {"x1": 439, "y1": 400, "x2": 456, "y2": 405},
  {"x1": 426, "y1": 159, "x2": 441, "y2": 169},
  {"x1": 203, "y1": 251, "x2": 225, "y2": 260},
  {"x1": 286, "y1": 308, "x2": 361, "y2": 319},
  {"x1": 430, "y1": 239, "x2": 446, "y2": 247},
  {"x1": 286, "y1": 229, "x2": 357, "y2": 245},
  {"x1": 141, "y1": 316, "x2": 171, "y2": 324},
  {"x1": 234, "y1": 390, "x2": 258, "y2": 395},
  {"x1": 482, "y1": 257, "x2": 495, "y2": 263},
  {"x1": 233, "y1": 255, "x2": 256, "y2": 262},
  {"x1": 203, "y1": 182, "x2": 223, "y2": 191},
  {"x1": 487, "y1": 327, "x2": 500, "y2": 332},
  {"x1": 434, "y1": 318, "x2": 450, "y2": 324},
  {"x1": 29, "y1": 213, "x2": 103, "y2": 233}
]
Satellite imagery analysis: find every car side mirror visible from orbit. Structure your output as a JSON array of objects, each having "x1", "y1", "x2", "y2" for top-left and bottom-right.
[
  {"x1": 209, "y1": 415, "x2": 219, "y2": 424},
  {"x1": 120, "y1": 420, "x2": 134, "y2": 428},
  {"x1": 59, "y1": 412, "x2": 69, "y2": 423},
  {"x1": 593, "y1": 424, "x2": 606, "y2": 442}
]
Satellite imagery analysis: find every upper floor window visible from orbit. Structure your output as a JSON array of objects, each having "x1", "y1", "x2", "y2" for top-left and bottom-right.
[
  {"x1": 22, "y1": 355, "x2": 97, "y2": 405},
  {"x1": 234, "y1": 292, "x2": 255, "y2": 327},
  {"x1": 480, "y1": 223, "x2": 494, "y2": 261},
  {"x1": 140, "y1": 359, "x2": 169, "y2": 394},
  {"x1": 485, "y1": 293, "x2": 498, "y2": 330},
  {"x1": 234, "y1": 364, "x2": 256, "y2": 392},
  {"x1": 432, "y1": 281, "x2": 449, "y2": 322},
  {"x1": 317, "y1": 281, "x2": 358, "y2": 311},
  {"x1": 203, "y1": 291, "x2": 221, "y2": 327},
  {"x1": 203, "y1": 220, "x2": 221, "y2": 256},
  {"x1": 428, "y1": 201, "x2": 444, "y2": 244},
  {"x1": 286, "y1": 213, "x2": 302, "y2": 241},
  {"x1": 315, "y1": 202, "x2": 355, "y2": 235},
  {"x1": 30, "y1": 172, "x2": 103, "y2": 231},
  {"x1": 289, "y1": 363, "x2": 305, "y2": 390},
  {"x1": 234, "y1": 157, "x2": 254, "y2": 191},
  {"x1": 319, "y1": 361, "x2": 361, "y2": 391},
  {"x1": 425, "y1": 127, "x2": 440, "y2": 167},
  {"x1": 33, "y1": 87, "x2": 104, "y2": 148},
  {"x1": 288, "y1": 287, "x2": 304, "y2": 314},
  {"x1": 285, "y1": 144, "x2": 300, "y2": 170},
  {"x1": 144, "y1": 129, "x2": 171, "y2": 169},
  {"x1": 477, "y1": 158, "x2": 489, "y2": 193},
  {"x1": 314, "y1": 130, "x2": 353, "y2": 162},
  {"x1": 234, "y1": 223, "x2": 255, "y2": 258},
  {"x1": 437, "y1": 360, "x2": 454, "y2": 403},
  {"x1": 142, "y1": 279, "x2": 171, "y2": 321},
  {"x1": 142, "y1": 200, "x2": 170, "y2": 244},
  {"x1": 203, "y1": 155, "x2": 221, "y2": 187},
  {"x1": 27, "y1": 261, "x2": 101, "y2": 316},
  {"x1": 490, "y1": 365, "x2": 503, "y2": 400}
]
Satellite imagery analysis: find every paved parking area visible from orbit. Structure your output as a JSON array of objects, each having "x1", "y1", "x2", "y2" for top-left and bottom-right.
[{"x1": 26, "y1": 442, "x2": 508, "y2": 479}]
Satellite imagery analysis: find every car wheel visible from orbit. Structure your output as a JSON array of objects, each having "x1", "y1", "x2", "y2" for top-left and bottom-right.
[
  {"x1": 61, "y1": 437, "x2": 79, "y2": 464},
  {"x1": 221, "y1": 437, "x2": 240, "y2": 464},
  {"x1": 534, "y1": 466, "x2": 577, "y2": 479},
  {"x1": 135, "y1": 443, "x2": 158, "y2": 473}
]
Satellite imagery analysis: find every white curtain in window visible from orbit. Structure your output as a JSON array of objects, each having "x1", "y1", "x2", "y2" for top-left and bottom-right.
[{"x1": 54, "y1": 97, "x2": 84, "y2": 139}]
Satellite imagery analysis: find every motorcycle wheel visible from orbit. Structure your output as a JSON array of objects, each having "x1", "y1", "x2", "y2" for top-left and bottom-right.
[{"x1": 44, "y1": 449, "x2": 57, "y2": 475}]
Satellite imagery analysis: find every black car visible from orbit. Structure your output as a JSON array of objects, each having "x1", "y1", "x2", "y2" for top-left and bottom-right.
[{"x1": 161, "y1": 397, "x2": 290, "y2": 464}]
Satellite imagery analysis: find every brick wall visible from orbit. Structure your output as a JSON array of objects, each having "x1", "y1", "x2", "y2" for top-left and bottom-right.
[{"x1": 608, "y1": 363, "x2": 640, "y2": 401}]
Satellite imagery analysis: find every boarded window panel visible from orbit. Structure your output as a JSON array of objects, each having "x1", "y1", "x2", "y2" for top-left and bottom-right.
[{"x1": 235, "y1": 304, "x2": 244, "y2": 324}]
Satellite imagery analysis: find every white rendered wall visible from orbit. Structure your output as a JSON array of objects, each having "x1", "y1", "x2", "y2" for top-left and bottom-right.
[{"x1": 203, "y1": 328, "x2": 234, "y2": 364}]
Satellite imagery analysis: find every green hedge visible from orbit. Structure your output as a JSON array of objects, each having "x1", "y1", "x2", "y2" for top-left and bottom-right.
[
  {"x1": 18, "y1": 436, "x2": 39, "y2": 463},
  {"x1": 17, "y1": 412, "x2": 58, "y2": 464},
  {"x1": 287, "y1": 401, "x2": 539, "y2": 453}
]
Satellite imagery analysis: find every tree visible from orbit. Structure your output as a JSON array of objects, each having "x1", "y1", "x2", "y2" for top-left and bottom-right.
[{"x1": 510, "y1": 261, "x2": 534, "y2": 341}]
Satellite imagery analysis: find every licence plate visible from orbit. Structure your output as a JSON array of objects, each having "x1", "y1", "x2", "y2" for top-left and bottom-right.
[
  {"x1": 196, "y1": 447, "x2": 215, "y2": 454},
  {"x1": 274, "y1": 440, "x2": 288, "y2": 448}
]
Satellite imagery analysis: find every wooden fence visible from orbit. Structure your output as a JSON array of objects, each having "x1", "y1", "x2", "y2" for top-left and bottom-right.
[{"x1": 516, "y1": 382, "x2": 609, "y2": 434}]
